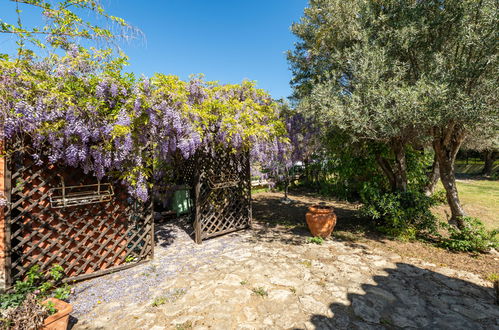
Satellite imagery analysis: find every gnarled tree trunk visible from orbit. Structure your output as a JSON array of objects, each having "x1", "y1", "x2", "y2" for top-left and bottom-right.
[
  {"x1": 433, "y1": 126, "x2": 466, "y2": 228},
  {"x1": 392, "y1": 139, "x2": 408, "y2": 192},
  {"x1": 424, "y1": 154, "x2": 440, "y2": 196},
  {"x1": 375, "y1": 139, "x2": 408, "y2": 193}
]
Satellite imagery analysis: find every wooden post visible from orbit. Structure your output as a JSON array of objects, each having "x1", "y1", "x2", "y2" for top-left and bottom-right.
[
  {"x1": 194, "y1": 165, "x2": 202, "y2": 244},
  {"x1": 0, "y1": 138, "x2": 10, "y2": 291},
  {"x1": 246, "y1": 152, "x2": 253, "y2": 229}
]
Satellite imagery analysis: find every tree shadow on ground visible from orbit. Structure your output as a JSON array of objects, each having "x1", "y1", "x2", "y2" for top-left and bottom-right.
[
  {"x1": 154, "y1": 214, "x2": 195, "y2": 248},
  {"x1": 251, "y1": 190, "x2": 391, "y2": 246},
  {"x1": 307, "y1": 262, "x2": 498, "y2": 330}
]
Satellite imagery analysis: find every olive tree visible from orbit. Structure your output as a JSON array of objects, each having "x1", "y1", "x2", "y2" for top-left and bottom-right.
[{"x1": 289, "y1": 0, "x2": 498, "y2": 228}]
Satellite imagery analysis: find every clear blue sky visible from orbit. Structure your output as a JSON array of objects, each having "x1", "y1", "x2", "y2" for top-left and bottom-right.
[{"x1": 0, "y1": 0, "x2": 308, "y2": 100}]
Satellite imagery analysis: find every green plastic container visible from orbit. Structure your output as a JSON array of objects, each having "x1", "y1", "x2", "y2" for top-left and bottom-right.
[{"x1": 171, "y1": 187, "x2": 193, "y2": 217}]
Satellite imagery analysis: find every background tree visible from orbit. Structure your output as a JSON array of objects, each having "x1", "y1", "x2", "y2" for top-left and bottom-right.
[
  {"x1": 461, "y1": 127, "x2": 499, "y2": 177},
  {"x1": 0, "y1": 0, "x2": 140, "y2": 59}
]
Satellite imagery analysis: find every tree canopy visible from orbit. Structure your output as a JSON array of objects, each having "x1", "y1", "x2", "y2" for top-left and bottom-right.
[{"x1": 288, "y1": 0, "x2": 499, "y2": 227}]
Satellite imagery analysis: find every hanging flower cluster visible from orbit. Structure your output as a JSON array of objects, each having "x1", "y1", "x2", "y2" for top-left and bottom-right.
[{"x1": 0, "y1": 48, "x2": 286, "y2": 201}]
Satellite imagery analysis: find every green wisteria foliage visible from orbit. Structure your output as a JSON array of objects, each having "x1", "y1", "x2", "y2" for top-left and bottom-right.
[{"x1": 0, "y1": 51, "x2": 286, "y2": 202}]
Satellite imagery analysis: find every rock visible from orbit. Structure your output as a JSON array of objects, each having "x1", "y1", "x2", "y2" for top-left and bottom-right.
[
  {"x1": 390, "y1": 313, "x2": 418, "y2": 328},
  {"x1": 243, "y1": 307, "x2": 257, "y2": 321},
  {"x1": 227, "y1": 288, "x2": 253, "y2": 304},
  {"x1": 268, "y1": 289, "x2": 293, "y2": 302},
  {"x1": 149, "y1": 326, "x2": 165, "y2": 330},
  {"x1": 269, "y1": 276, "x2": 300, "y2": 287},
  {"x1": 450, "y1": 304, "x2": 491, "y2": 320},
  {"x1": 303, "y1": 283, "x2": 323, "y2": 295},
  {"x1": 263, "y1": 317, "x2": 273, "y2": 326},
  {"x1": 220, "y1": 273, "x2": 243, "y2": 286},
  {"x1": 352, "y1": 296, "x2": 381, "y2": 323},
  {"x1": 299, "y1": 296, "x2": 328, "y2": 314},
  {"x1": 366, "y1": 286, "x2": 397, "y2": 303},
  {"x1": 171, "y1": 315, "x2": 203, "y2": 325},
  {"x1": 236, "y1": 324, "x2": 258, "y2": 330},
  {"x1": 428, "y1": 314, "x2": 478, "y2": 330}
]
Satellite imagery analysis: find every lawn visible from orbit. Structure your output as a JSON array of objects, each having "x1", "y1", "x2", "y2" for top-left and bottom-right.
[
  {"x1": 455, "y1": 160, "x2": 498, "y2": 175},
  {"x1": 433, "y1": 179, "x2": 499, "y2": 230}
]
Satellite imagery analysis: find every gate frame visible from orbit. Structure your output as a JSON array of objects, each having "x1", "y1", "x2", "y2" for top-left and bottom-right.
[{"x1": 183, "y1": 148, "x2": 252, "y2": 244}]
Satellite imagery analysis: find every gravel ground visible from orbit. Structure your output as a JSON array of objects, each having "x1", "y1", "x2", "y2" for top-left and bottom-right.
[{"x1": 68, "y1": 219, "x2": 246, "y2": 321}]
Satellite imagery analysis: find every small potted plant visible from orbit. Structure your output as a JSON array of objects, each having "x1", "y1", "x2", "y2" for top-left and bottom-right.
[
  {"x1": 41, "y1": 297, "x2": 73, "y2": 330},
  {"x1": 305, "y1": 203, "x2": 337, "y2": 238}
]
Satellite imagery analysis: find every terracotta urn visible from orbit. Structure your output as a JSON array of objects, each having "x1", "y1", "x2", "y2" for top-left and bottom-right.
[
  {"x1": 305, "y1": 205, "x2": 337, "y2": 238},
  {"x1": 42, "y1": 298, "x2": 73, "y2": 330}
]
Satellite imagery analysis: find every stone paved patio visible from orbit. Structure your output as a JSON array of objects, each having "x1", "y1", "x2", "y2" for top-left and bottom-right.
[{"x1": 70, "y1": 220, "x2": 499, "y2": 329}]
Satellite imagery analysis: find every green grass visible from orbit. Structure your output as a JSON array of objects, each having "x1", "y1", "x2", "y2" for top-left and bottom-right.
[
  {"x1": 455, "y1": 160, "x2": 499, "y2": 175},
  {"x1": 433, "y1": 179, "x2": 499, "y2": 230}
]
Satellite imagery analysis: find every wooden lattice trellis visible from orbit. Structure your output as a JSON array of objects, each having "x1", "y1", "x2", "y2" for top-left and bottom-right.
[
  {"x1": 4, "y1": 147, "x2": 154, "y2": 286},
  {"x1": 180, "y1": 148, "x2": 252, "y2": 243}
]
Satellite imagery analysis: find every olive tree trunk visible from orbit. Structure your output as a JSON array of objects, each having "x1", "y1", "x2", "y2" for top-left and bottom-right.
[
  {"x1": 375, "y1": 139, "x2": 408, "y2": 193},
  {"x1": 424, "y1": 154, "x2": 440, "y2": 196},
  {"x1": 392, "y1": 139, "x2": 408, "y2": 192},
  {"x1": 433, "y1": 127, "x2": 466, "y2": 228}
]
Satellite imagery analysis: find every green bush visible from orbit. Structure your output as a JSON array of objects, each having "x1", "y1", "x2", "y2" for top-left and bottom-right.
[
  {"x1": 432, "y1": 189, "x2": 447, "y2": 205},
  {"x1": 360, "y1": 184, "x2": 438, "y2": 239},
  {"x1": 438, "y1": 217, "x2": 499, "y2": 253},
  {"x1": 0, "y1": 265, "x2": 71, "y2": 310}
]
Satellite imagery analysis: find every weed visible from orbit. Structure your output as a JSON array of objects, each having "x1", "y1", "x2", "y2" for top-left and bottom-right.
[
  {"x1": 251, "y1": 287, "x2": 268, "y2": 297},
  {"x1": 438, "y1": 217, "x2": 498, "y2": 253},
  {"x1": 124, "y1": 255, "x2": 137, "y2": 263},
  {"x1": 41, "y1": 301, "x2": 57, "y2": 315},
  {"x1": 240, "y1": 280, "x2": 248, "y2": 285},
  {"x1": 151, "y1": 288, "x2": 187, "y2": 307},
  {"x1": 487, "y1": 273, "x2": 499, "y2": 282},
  {"x1": 151, "y1": 296, "x2": 167, "y2": 307},
  {"x1": 300, "y1": 260, "x2": 312, "y2": 268},
  {"x1": 307, "y1": 236, "x2": 324, "y2": 245},
  {"x1": 289, "y1": 287, "x2": 296, "y2": 294},
  {"x1": 170, "y1": 288, "x2": 187, "y2": 301}
]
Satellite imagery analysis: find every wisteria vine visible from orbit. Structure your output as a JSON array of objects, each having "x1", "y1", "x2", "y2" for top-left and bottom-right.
[{"x1": 0, "y1": 48, "x2": 287, "y2": 202}]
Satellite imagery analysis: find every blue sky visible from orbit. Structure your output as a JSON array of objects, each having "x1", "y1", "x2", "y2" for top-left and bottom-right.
[{"x1": 0, "y1": 0, "x2": 308, "y2": 99}]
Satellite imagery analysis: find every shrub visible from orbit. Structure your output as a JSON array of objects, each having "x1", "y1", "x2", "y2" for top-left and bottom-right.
[
  {"x1": 0, "y1": 265, "x2": 71, "y2": 310},
  {"x1": 432, "y1": 189, "x2": 447, "y2": 205},
  {"x1": 360, "y1": 185, "x2": 438, "y2": 239},
  {"x1": 438, "y1": 217, "x2": 499, "y2": 253}
]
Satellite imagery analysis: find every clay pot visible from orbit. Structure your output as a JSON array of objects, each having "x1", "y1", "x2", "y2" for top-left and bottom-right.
[
  {"x1": 305, "y1": 205, "x2": 337, "y2": 238},
  {"x1": 42, "y1": 298, "x2": 73, "y2": 330}
]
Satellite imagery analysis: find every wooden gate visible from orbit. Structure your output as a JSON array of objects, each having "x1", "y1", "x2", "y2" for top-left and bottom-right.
[
  {"x1": 181, "y1": 149, "x2": 252, "y2": 243},
  {"x1": 4, "y1": 148, "x2": 154, "y2": 286}
]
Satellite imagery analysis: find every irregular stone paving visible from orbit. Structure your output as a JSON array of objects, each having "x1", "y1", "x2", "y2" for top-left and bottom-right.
[{"x1": 71, "y1": 221, "x2": 499, "y2": 330}]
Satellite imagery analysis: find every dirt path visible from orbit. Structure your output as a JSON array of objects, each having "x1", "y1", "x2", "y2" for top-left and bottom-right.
[
  {"x1": 68, "y1": 193, "x2": 499, "y2": 329},
  {"x1": 253, "y1": 191, "x2": 499, "y2": 281}
]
